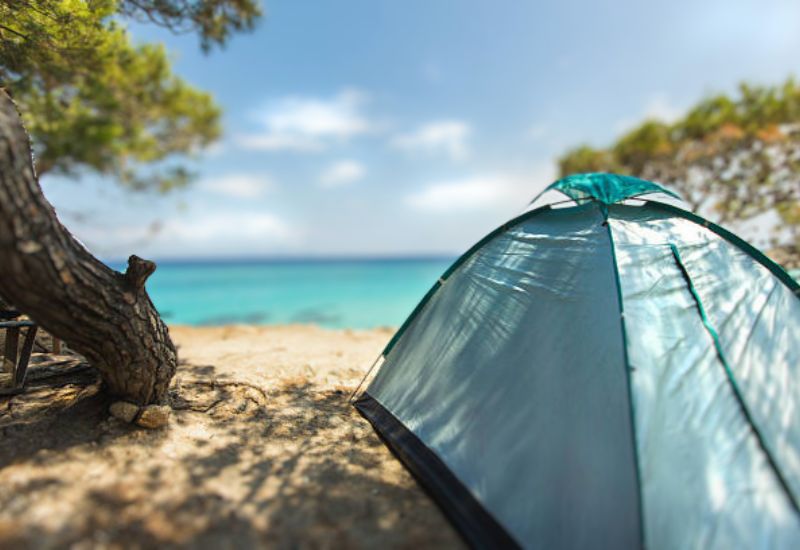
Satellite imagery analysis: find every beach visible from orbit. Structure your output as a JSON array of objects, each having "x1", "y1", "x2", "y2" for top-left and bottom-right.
[{"x1": 0, "y1": 325, "x2": 463, "y2": 548}]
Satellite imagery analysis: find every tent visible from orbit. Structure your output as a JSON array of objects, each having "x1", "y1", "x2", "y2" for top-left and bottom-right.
[{"x1": 353, "y1": 173, "x2": 800, "y2": 549}]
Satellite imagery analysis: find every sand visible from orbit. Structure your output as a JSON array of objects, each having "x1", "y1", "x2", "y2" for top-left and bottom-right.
[{"x1": 0, "y1": 325, "x2": 463, "y2": 549}]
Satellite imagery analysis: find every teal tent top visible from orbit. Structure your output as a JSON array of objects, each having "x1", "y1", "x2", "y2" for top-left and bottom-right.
[{"x1": 534, "y1": 172, "x2": 682, "y2": 205}]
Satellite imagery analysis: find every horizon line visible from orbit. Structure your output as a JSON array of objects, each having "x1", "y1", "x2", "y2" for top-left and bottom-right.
[{"x1": 103, "y1": 252, "x2": 459, "y2": 266}]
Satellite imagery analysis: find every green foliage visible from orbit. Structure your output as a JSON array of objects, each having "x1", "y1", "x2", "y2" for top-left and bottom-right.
[
  {"x1": 119, "y1": 0, "x2": 260, "y2": 53},
  {"x1": 0, "y1": 0, "x2": 260, "y2": 190},
  {"x1": 557, "y1": 145, "x2": 619, "y2": 176},
  {"x1": 612, "y1": 120, "x2": 673, "y2": 172},
  {"x1": 559, "y1": 79, "x2": 800, "y2": 258}
]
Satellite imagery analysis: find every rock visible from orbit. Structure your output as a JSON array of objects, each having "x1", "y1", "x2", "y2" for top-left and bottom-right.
[
  {"x1": 109, "y1": 401, "x2": 139, "y2": 423},
  {"x1": 136, "y1": 404, "x2": 171, "y2": 429}
]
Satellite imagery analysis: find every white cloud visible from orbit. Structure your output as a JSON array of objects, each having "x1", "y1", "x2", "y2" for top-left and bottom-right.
[
  {"x1": 69, "y1": 203, "x2": 298, "y2": 259},
  {"x1": 238, "y1": 134, "x2": 324, "y2": 152},
  {"x1": 165, "y1": 211, "x2": 292, "y2": 243},
  {"x1": 406, "y1": 162, "x2": 557, "y2": 214},
  {"x1": 199, "y1": 174, "x2": 275, "y2": 199},
  {"x1": 527, "y1": 124, "x2": 549, "y2": 140},
  {"x1": 160, "y1": 209, "x2": 298, "y2": 258},
  {"x1": 407, "y1": 175, "x2": 522, "y2": 212},
  {"x1": 616, "y1": 93, "x2": 684, "y2": 133},
  {"x1": 391, "y1": 120, "x2": 471, "y2": 160},
  {"x1": 320, "y1": 160, "x2": 366, "y2": 188},
  {"x1": 237, "y1": 89, "x2": 372, "y2": 152}
]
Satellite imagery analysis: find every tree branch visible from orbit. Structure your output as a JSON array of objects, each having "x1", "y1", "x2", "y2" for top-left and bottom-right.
[{"x1": 124, "y1": 255, "x2": 156, "y2": 291}]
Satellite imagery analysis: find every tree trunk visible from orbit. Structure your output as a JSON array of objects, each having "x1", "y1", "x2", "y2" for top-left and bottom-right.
[{"x1": 0, "y1": 89, "x2": 176, "y2": 406}]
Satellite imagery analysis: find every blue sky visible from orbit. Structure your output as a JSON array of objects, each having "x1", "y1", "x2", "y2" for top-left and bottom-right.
[{"x1": 43, "y1": 0, "x2": 800, "y2": 260}]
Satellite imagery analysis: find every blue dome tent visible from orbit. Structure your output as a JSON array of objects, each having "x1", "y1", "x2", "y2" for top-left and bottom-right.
[{"x1": 353, "y1": 173, "x2": 800, "y2": 549}]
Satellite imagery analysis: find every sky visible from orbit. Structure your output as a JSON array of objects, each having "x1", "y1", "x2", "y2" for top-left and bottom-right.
[{"x1": 42, "y1": 0, "x2": 800, "y2": 260}]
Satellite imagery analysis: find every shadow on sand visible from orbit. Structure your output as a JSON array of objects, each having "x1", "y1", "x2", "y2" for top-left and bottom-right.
[{"x1": 0, "y1": 359, "x2": 462, "y2": 548}]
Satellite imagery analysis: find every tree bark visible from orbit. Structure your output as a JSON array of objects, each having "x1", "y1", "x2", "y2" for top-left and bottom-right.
[{"x1": 0, "y1": 89, "x2": 176, "y2": 406}]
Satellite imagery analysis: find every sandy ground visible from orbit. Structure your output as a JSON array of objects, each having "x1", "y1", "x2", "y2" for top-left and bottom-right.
[{"x1": 0, "y1": 325, "x2": 463, "y2": 549}]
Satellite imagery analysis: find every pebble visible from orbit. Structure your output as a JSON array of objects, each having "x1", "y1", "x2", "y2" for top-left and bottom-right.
[
  {"x1": 136, "y1": 405, "x2": 171, "y2": 429},
  {"x1": 109, "y1": 401, "x2": 138, "y2": 423}
]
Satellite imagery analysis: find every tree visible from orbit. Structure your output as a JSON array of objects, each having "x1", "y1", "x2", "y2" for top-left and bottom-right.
[
  {"x1": 0, "y1": 0, "x2": 260, "y2": 422},
  {"x1": 1, "y1": 0, "x2": 260, "y2": 190},
  {"x1": 559, "y1": 80, "x2": 800, "y2": 266}
]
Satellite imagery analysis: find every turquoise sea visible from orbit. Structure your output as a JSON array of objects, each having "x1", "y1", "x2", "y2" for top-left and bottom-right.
[
  {"x1": 113, "y1": 260, "x2": 799, "y2": 329},
  {"x1": 116, "y1": 258, "x2": 455, "y2": 329}
]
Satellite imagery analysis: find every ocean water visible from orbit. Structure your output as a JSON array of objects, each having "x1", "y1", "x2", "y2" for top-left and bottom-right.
[
  {"x1": 119, "y1": 258, "x2": 454, "y2": 329},
  {"x1": 112, "y1": 259, "x2": 799, "y2": 329}
]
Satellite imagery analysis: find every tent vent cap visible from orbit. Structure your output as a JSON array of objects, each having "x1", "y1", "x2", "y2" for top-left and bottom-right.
[{"x1": 533, "y1": 172, "x2": 681, "y2": 206}]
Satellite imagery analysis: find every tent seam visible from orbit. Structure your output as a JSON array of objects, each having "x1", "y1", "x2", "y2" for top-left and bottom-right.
[
  {"x1": 669, "y1": 242, "x2": 800, "y2": 517},
  {"x1": 605, "y1": 214, "x2": 646, "y2": 550}
]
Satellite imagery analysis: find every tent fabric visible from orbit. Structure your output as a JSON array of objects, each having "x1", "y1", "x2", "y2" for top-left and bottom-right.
[
  {"x1": 532, "y1": 172, "x2": 681, "y2": 205},
  {"x1": 609, "y1": 204, "x2": 800, "y2": 549},
  {"x1": 364, "y1": 204, "x2": 642, "y2": 548},
  {"x1": 354, "y1": 174, "x2": 800, "y2": 549},
  {"x1": 355, "y1": 394, "x2": 520, "y2": 548}
]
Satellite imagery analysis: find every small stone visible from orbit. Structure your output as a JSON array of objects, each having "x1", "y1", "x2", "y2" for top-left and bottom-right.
[
  {"x1": 109, "y1": 401, "x2": 139, "y2": 423},
  {"x1": 136, "y1": 405, "x2": 171, "y2": 429}
]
